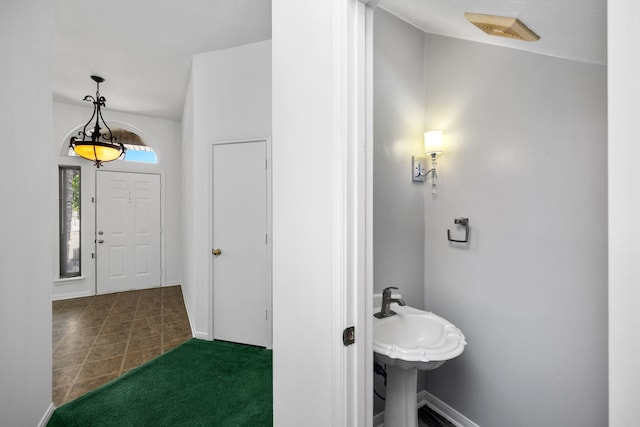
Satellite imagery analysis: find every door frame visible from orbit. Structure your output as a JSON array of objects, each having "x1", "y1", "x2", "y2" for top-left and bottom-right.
[
  {"x1": 209, "y1": 137, "x2": 272, "y2": 349},
  {"x1": 94, "y1": 169, "x2": 165, "y2": 294},
  {"x1": 271, "y1": 0, "x2": 369, "y2": 424}
]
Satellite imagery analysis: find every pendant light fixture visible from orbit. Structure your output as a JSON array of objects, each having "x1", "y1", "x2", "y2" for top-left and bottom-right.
[{"x1": 69, "y1": 75, "x2": 126, "y2": 168}]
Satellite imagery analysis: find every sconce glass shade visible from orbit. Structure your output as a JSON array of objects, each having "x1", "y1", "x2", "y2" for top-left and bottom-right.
[{"x1": 424, "y1": 130, "x2": 443, "y2": 154}]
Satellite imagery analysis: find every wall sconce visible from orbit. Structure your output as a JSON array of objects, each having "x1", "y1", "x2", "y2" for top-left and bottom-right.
[{"x1": 412, "y1": 130, "x2": 443, "y2": 194}]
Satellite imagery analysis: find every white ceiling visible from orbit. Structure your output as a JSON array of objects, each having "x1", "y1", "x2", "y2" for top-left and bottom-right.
[
  {"x1": 379, "y1": 0, "x2": 606, "y2": 66},
  {"x1": 52, "y1": 0, "x2": 605, "y2": 122},
  {"x1": 53, "y1": 0, "x2": 272, "y2": 121}
]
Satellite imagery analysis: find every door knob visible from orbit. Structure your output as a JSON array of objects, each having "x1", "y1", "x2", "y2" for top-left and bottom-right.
[
  {"x1": 98, "y1": 239, "x2": 104, "y2": 244},
  {"x1": 212, "y1": 248, "x2": 222, "y2": 256}
]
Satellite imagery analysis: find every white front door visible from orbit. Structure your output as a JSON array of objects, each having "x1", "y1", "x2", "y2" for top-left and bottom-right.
[
  {"x1": 212, "y1": 140, "x2": 269, "y2": 348},
  {"x1": 96, "y1": 171, "x2": 161, "y2": 294}
]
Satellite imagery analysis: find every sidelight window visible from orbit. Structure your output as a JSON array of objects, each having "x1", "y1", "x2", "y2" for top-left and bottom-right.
[{"x1": 59, "y1": 166, "x2": 81, "y2": 278}]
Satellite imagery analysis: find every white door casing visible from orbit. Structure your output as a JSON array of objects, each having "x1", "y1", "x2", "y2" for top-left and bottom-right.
[
  {"x1": 212, "y1": 140, "x2": 270, "y2": 348},
  {"x1": 272, "y1": 0, "x2": 367, "y2": 425},
  {"x1": 96, "y1": 171, "x2": 161, "y2": 294}
]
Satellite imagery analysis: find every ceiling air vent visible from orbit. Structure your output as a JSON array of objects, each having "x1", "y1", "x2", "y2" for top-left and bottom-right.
[{"x1": 464, "y1": 13, "x2": 540, "y2": 42}]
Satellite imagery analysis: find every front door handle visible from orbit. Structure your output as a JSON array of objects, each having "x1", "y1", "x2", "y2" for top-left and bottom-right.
[{"x1": 212, "y1": 248, "x2": 222, "y2": 256}]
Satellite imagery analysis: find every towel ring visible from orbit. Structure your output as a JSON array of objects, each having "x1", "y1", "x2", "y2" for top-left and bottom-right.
[{"x1": 447, "y1": 217, "x2": 469, "y2": 243}]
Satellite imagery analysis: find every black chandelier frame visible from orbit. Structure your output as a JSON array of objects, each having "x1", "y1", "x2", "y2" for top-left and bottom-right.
[{"x1": 69, "y1": 75, "x2": 126, "y2": 168}]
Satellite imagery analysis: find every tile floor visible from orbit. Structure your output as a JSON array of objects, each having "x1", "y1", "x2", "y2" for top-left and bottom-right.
[{"x1": 52, "y1": 285, "x2": 192, "y2": 407}]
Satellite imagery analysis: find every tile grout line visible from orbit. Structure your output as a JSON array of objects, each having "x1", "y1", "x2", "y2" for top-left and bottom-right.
[
  {"x1": 52, "y1": 300, "x2": 76, "y2": 403},
  {"x1": 51, "y1": 301, "x2": 67, "y2": 355},
  {"x1": 61, "y1": 297, "x2": 115, "y2": 405},
  {"x1": 53, "y1": 286, "x2": 190, "y2": 406},
  {"x1": 118, "y1": 294, "x2": 140, "y2": 376}
]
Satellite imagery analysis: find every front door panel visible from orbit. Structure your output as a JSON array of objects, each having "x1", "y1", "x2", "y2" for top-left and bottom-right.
[{"x1": 96, "y1": 171, "x2": 161, "y2": 294}]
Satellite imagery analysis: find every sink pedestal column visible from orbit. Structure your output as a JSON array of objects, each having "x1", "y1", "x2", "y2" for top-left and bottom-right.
[{"x1": 384, "y1": 365, "x2": 418, "y2": 427}]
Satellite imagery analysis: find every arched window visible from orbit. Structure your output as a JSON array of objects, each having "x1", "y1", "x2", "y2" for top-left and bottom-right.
[{"x1": 68, "y1": 128, "x2": 157, "y2": 164}]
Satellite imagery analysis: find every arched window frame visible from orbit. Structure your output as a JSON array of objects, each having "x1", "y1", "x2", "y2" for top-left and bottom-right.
[{"x1": 62, "y1": 121, "x2": 159, "y2": 165}]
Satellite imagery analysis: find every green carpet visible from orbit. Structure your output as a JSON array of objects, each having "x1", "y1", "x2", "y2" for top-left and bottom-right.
[{"x1": 48, "y1": 339, "x2": 272, "y2": 427}]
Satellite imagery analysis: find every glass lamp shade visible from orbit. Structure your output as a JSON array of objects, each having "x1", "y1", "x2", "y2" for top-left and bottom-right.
[
  {"x1": 72, "y1": 141, "x2": 125, "y2": 162},
  {"x1": 424, "y1": 130, "x2": 443, "y2": 154}
]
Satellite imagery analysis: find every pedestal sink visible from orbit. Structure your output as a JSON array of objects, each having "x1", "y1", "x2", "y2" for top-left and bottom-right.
[{"x1": 373, "y1": 293, "x2": 466, "y2": 427}]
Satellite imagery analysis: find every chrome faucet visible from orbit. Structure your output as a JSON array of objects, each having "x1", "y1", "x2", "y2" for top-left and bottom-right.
[{"x1": 374, "y1": 286, "x2": 406, "y2": 319}]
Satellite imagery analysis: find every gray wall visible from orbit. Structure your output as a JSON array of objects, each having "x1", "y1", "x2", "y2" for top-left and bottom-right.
[
  {"x1": 373, "y1": 9, "x2": 426, "y2": 309},
  {"x1": 373, "y1": 8, "x2": 427, "y2": 415},
  {"x1": 372, "y1": 9, "x2": 607, "y2": 426},
  {"x1": 421, "y1": 35, "x2": 608, "y2": 426}
]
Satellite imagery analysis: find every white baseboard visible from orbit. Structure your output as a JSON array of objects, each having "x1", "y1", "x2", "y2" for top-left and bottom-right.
[
  {"x1": 163, "y1": 281, "x2": 182, "y2": 287},
  {"x1": 180, "y1": 290, "x2": 198, "y2": 339},
  {"x1": 373, "y1": 410, "x2": 384, "y2": 427},
  {"x1": 419, "y1": 390, "x2": 480, "y2": 427},
  {"x1": 52, "y1": 290, "x2": 93, "y2": 301},
  {"x1": 38, "y1": 403, "x2": 55, "y2": 427},
  {"x1": 193, "y1": 331, "x2": 209, "y2": 340},
  {"x1": 373, "y1": 390, "x2": 479, "y2": 427}
]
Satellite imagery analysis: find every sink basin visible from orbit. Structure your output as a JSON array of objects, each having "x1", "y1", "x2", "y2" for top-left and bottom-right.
[
  {"x1": 373, "y1": 293, "x2": 466, "y2": 427},
  {"x1": 373, "y1": 304, "x2": 466, "y2": 370}
]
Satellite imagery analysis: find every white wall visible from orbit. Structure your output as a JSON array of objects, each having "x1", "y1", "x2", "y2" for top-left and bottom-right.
[
  {"x1": 373, "y1": 9, "x2": 425, "y2": 309},
  {"x1": 273, "y1": 0, "x2": 367, "y2": 424},
  {"x1": 52, "y1": 102, "x2": 182, "y2": 299},
  {"x1": 181, "y1": 78, "x2": 196, "y2": 329},
  {"x1": 421, "y1": 34, "x2": 607, "y2": 426},
  {"x1": 608, "y1": 1, "x2": 640, "y2": 425},
  {"x1": 182, "y1": 40, "x2": 271, "y2": 339},
  {"x1": 272, "y1": 3, "x2": 336, "y2": 421},
  {"x1": 0, "y1": 0, "x2": 54, "y2": 424}
]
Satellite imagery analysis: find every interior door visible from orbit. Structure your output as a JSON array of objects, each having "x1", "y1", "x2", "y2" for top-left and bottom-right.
[
  {"x1": 96, "y1": 171, "x2": 161, "y2": 294},
  {"x1": 212, "y1": 140, "x2": 269, "y2": 347}
]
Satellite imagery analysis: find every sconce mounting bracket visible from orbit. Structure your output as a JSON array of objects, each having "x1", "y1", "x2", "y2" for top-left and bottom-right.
[{"x1": 412, "y1": 156, "x2": 427, "y2": 182}]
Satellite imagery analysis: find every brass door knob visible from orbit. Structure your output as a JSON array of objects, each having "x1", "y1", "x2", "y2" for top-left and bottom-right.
[{"x1": 213, "y1": 248, "x2": 222, "y2": 256}]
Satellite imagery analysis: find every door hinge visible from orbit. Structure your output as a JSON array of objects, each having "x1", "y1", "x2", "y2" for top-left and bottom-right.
[{"x1": 342, "y1": 326, "x2": 355, "y2": 346}]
